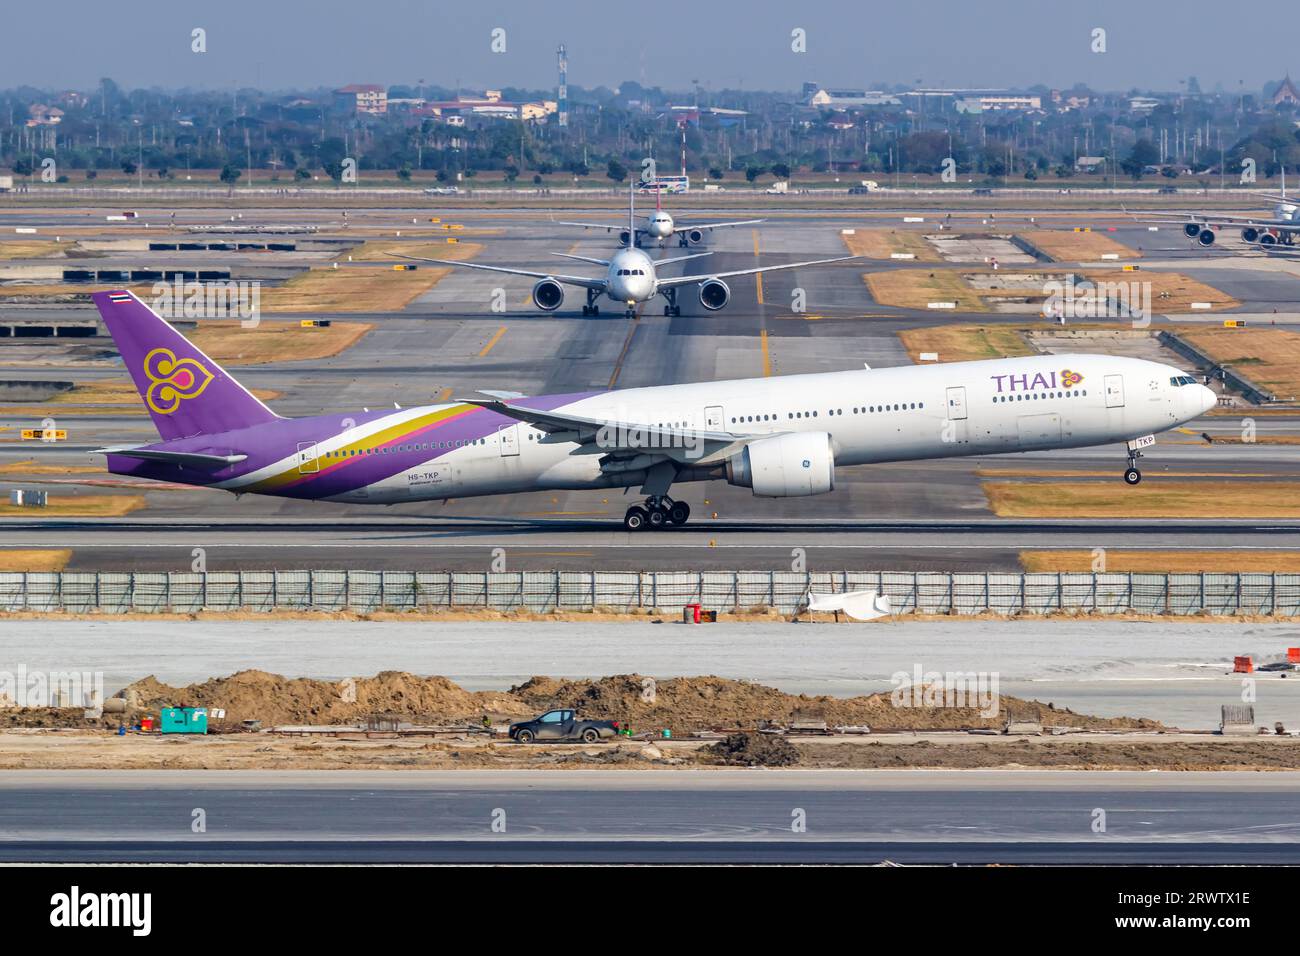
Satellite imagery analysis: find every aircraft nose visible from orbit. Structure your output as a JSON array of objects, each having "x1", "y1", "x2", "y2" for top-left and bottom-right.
[{"x1": 1198, "y1": 384, "x2": 1217, "y2": 413}]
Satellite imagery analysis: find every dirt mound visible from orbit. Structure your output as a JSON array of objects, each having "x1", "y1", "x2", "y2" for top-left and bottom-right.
[
  {"x1": 703, "y1": 732, "x2": 801, "y2": 767},
  {"x1": 510, "y1": 674, "x2": 1158, "y2": 735},
  {"x1": 123, "y1": 669, "x2": 532, "y2": 728},
  {"x1": 91, "y1": 670, "x2": 1162, "y2": 735}
]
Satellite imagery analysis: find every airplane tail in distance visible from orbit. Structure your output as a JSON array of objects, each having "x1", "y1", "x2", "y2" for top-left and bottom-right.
[{"x1": 91, "y1": 290, "x2": 281, "y2": 440}]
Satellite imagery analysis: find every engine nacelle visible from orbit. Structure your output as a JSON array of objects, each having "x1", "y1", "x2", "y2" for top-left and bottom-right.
[
  {"x1": 726, "y1": 432, "x2": 835, "y2": 498},
  {"x1": 685, "y1": 228, "x2": 705, "y2": 245},
  {"x1": 698, "y1": 278, "x2": 731, "y2": 311},
  {"x1": 1242, "y1": 227, "x2": 1260, "y2": 243},
  {"x1": 619, "y1": 230, "x2": 632, "y2": 247},
  {"x1": 1197, "y1": 228, "x2": 1216, "y2": 246},
  {"x1": 1183, "y1": 223, "x2": 1202, "y2": 239},
  {"x1": 1260, "y1": 233, "x2": 1278, "y2": 246},
  {"x1": 531, "y1": 278, "x2": 565, "y2": 312}
]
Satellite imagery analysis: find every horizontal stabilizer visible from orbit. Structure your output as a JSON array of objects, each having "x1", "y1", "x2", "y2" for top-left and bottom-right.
[{"x1": 95, "y1": 446, "x2": 247, "y2": 470}]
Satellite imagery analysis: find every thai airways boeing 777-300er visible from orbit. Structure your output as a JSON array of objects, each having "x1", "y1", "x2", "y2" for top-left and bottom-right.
[{"x1": 90, "y1": 290, "x2": 1217, "y2": 531}]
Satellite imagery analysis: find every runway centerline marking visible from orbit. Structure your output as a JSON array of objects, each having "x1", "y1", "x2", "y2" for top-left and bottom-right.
[{"x1": 607, "y1": 305, "x2": 643, "y2": 390}]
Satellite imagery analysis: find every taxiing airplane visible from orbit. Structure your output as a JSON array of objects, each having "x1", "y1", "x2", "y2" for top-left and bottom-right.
[
  {"x1": 407, "y1": 185, "x2": 854, "y2": 317},
  {"x1": 88, "y1": 290, "x2": 1217, "y2": 532},
  {"x1": 1138, "y1": 167, "x2": 1299, "y2": 251},
  {"x1": 556, "y1": 185, "x2": 762, "y2": 247}
]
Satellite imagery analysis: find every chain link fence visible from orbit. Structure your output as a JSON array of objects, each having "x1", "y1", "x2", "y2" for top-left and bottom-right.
[{"x1": 1, "y1": 570, "x2": 1297, "y2": 616}]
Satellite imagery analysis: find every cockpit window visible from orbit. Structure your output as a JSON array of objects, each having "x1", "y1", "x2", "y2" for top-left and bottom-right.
[{"x1": 1169, "y1": 375, "x2": 1196, "y2": 386}]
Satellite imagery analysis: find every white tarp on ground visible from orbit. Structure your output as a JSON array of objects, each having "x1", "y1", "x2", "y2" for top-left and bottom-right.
[{"x1": 806, "y1": 590, "x2": 892, "y2": 620}]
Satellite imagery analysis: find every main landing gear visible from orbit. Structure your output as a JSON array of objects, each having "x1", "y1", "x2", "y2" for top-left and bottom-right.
[
  {"x1": 623, "y1": 496, "x2": 691, "y2": 531},
  {"x1": 1124, "y1": 450, "x2": 1142, "y2": 485},
  {"x1": 661, "y1": 288, "x2": 681, "y2": 317},
  {"x1": 581, "y1": 288, "x2": 601, "y2": 317}
]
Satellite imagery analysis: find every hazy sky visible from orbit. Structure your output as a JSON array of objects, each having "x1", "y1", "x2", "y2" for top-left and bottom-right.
[{"x1": 1, "y1": 0, "x2": 1292, "y2": 94}]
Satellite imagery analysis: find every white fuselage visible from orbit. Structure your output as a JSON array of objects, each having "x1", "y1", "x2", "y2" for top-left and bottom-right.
[
  {"x1": 645, "y1": 211, "x2": 675, "y2": 238},
  {"x1": 604, "y1": 246, "x2": 659, "y2": 304},
  {"x1": 296, "y1": 354, "x2": 1216, "y2": 505}
]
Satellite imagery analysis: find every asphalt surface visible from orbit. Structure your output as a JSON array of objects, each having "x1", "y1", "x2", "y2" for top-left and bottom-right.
[
  {"x1": 2, "y1": 205, "x2": 1300, "y2": 570},
  {"x1": 1, "y1": 770, "x2": 1296, "y2": 864}
]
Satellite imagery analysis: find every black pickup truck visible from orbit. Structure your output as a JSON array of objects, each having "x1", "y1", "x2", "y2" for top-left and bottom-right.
[{"x1": 508, "y1": 709, "x2": 620, "y2": 744}]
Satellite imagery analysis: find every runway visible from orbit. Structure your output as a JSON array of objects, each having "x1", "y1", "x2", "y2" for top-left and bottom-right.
[
  {"x1": 3, "y1": 515, "x2": 1300, "y2": 570},
  {"x1": 1, "y1": 770, "x2": 1296, "y2": 863}
]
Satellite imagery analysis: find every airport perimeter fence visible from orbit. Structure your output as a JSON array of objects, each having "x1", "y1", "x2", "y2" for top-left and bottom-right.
[{"x1": 0, "y1": 570, "x2": 1298, "y2": 617}]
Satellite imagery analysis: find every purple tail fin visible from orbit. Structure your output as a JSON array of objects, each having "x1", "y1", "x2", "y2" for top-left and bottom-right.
[{"x1": 91, "y1": 290, "x2": 280, "y2": 439}]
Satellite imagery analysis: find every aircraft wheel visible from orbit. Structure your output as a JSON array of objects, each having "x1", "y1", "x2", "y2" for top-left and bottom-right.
[
  {"x1": 581, "y1": 306, "x2": 590, "y2": 316},
  {"x1": 623, "y1": 506, "x2": 648, "y2": 531},
  {"x1": 1124, "y1": 468, "x2": 1142, "y2": 486},
  {"x1": 668, "y1": 501, "x2": 691, "y2": 525},
  {"x1": 663, "y1": 306, "x2": 672, "y2": 316},
  {"x1": 646, "y1": 507, "x2": 668, "y2": 529}
]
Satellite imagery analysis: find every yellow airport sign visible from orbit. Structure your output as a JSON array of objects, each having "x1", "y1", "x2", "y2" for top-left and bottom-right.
[
  {"x1": 447, "y1": 237, "x2": 459, "y2": 244},
  {"x1": 1223, "y1": 319, "x2": 1246, "y2": 328},
  {"x1": 21, "y1": 428, "x2": 66, "y2": 441}
]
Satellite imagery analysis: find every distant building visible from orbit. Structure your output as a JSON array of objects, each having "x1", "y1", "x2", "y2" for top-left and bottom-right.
[
  {"x1": 1075, "y1": 156, "x2": 1106, "y2": 172},
  {"x1": 333, "y1": 84, "x2": 388, "y2": 115},
  {"x1": 1273, "y1": 76, "x2": 1300, "y2": 106},
  {"x1": 807, "y1": 88, "x2": 900, "y2": 108},
  {"x1": 1050, "y1": 89, "x2": 1092, "y2": 111},
  {"x1": 1128, "y1": 96, "x2": 1162, "y2": 113},
  {"x1": 25, "y1": 104, "x2": 63, "y2": 127},
  {"x1": 955, "y1": 94, "x2": 1041, "y2": 113},
  {"x1": 421, "y1": 94, "x2": 556, "y2": 123}
]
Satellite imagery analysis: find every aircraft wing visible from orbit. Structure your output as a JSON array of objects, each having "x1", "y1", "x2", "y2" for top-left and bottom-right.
[
  {"x1": 1141, "y1": 214, "x2": 1299, "y2": 229},
  {"x1": 393, "y1": 255, "x2": 607, "y2": 289},
  {"x1": 463, "y1": 398, "x2": 770, "y2": 463},
  {"x1": 675, "y1": 218, "x2": 765, "y2": 234},
  {"x1": 555, "y1": 220, "x2": 624, "y2": 232},
  {"x1": 96, "y1": 446, "x2": 247, "y2": 470},
  {"x1": 550, "y1": 252, "x2": 610, "y2": 266},
  {"x1": 653, "y1": 254, "x2": 860, "y2": 289}
]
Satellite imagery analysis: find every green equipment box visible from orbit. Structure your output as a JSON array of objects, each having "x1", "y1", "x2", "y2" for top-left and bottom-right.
[{"x1": 160, "y1": 707, "x2": 208, "y2": 734}]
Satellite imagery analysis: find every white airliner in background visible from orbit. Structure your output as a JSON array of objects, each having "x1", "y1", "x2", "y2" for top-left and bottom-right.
[
  {"x1": 557, "y1": 187, "x2": 763, "y2": 247},
  {"x1": 406, "y1": 185, "x2": 850, "y2": 317},
  {"x1": 88, "y1": 287, "x2": 1219, "y2": 533},
  {"x1": 1139, "y1": 166, "x2": 1299, "y2": 251}
]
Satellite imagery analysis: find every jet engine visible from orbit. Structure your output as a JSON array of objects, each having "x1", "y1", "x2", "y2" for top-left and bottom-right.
[
  {"x1": 1260, "y1": 233, "x2": 1278, "y2": 246},
  {"x1": 698, "y1": 278, "x2": 731, "y2": 311},
  {"x1": 1197, "y1": 228, "x2": 1216, "y2": 246},
  {"x1": 619, "y1": 230, "x2": 632, "y2": 246},
  {"x1": 1242, "y1": 227, "x2": 1260, "y2": 243},
  {"x1": 1183, "y1": 223, "x2": 1202, "y2": 238},
  {"x1": 531, "y1": 278, "x2": 565, "y2": 312},
  {"x1": 684, "y1": 229, "x2": 705, "y2": 245},
  {"x1": 726, "y1": 432, "x2": 835, "y2": 497}
]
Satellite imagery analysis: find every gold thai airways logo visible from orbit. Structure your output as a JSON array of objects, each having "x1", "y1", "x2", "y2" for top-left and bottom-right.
[
  {"x1": 1061, "y1": 369, "x2": 1084, "y2": 388},
  {"x1": 142, "y1": 348, "x2": 214, "y2": 415}
]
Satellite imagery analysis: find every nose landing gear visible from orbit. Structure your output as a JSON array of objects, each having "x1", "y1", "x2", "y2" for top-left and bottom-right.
[
  {"x1": 623, "y1": 496, "x2": 691, "y2": 531},
  {"x1": 1124, "y1": 450, "x2": 1142, "y2": 485}
]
